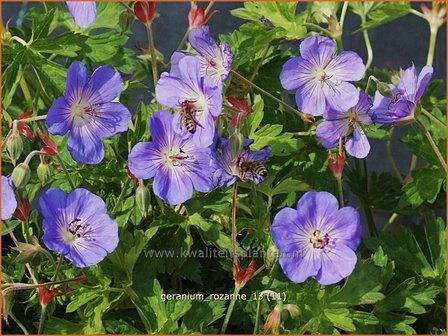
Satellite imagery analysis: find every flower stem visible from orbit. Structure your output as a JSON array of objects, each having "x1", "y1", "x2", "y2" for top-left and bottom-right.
[
  {"x1": 230, "y1": 70, "x2": 312, "y2": 123},
  {"x1": 231, "y1": 182, "x2": 238, "y2": 265},
  {"x1": 56, "y1": 154, "x2": 75, "y2": 189},
  {"x1": 253, "y1": 294, "x2": 262, "y2": 334},
  {"x1": 336, "y1": 176, "x2": 345, "y2": 207},
  {"x1": 112, "y1": 178, "x2": 132, "y2": 214},
  {"x1": 421, "y1": 107, "x2": 446, "y2": 128},
  {"x1": 302, "y1": 22, "x2": 332, "y2": 37},
  {"x1": 335, "y1": 1, "x2": 349, "y2": 52},
  {"x1": 266, "y1": 261, "x2": 278, "y2": 288},
  {"x1": 426, "y1": 24, "x2": 438, "y2": 66},
  {"x1": 19, "y1": 76, "x2": 33, "y2": 109},
  {"x1": 50, "y1": 254, "x2": 64, "y2": 289},
  {"x1": 9, "y1": 312, "x2": 29, "y2": 335},
  {"x1": 361, "y1": 14, "x2": 373, "y2": 69},
  {"x1": 383, "y1": 212, "x2": 399, "y2": 232},
  {"x1": 249, "y1": 44, "x2": 271, "y2": 83},
  {"x1": 146, "y1": 24, "x2": 159, "y2": 90},
  {"x1": 37, "y1": 305, "x2": 47, "y2": 334},
  {"x1": 386, "y1": 127, "x2": 404, "y2": 184},
  {"x1": 220, "y1": 285, "x2": 241, "y2": 334},
  {"x1": 415, "y1": 118, "x2": 446, "y2": 169}
]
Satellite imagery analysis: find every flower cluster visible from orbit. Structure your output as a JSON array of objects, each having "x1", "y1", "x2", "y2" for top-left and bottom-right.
[{"x1": 280, "y1": 36, "x2": 433, "y2": 159}]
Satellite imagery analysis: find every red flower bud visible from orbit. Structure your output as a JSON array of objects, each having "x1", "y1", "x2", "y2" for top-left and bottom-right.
[
  {"x1": 14, "y1": 195, "x2": 30, "y2": 222},
  {"x1": 264, "y1": 305, "x2": 281, "y2": 334},
  {"x1": 37, "y1": 128, "x2": 58, "y2": 156},
  {"x1": 228, "y1": 96, "x2": 254, "y2": 129},
  {"x1": 327, "y1": 150, "x2": 345, "y2": 179},
  {"x1": 38, "y1": 287, "x2": 61, "y2": 307},
  {"x1": 188, "y1": 3, "x2": 218, "y2": 30},
  {"x1": 134, "y1": 1, "x2": 157, "y2": 25},
  {"x1": 233, "y1": 259, "x2": 256, "y2": 288},
  {"x1": 15, "y1": 110, "x2": 35, "y2": 141}
]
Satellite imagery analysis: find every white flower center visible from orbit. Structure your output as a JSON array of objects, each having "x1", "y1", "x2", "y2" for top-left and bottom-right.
[{"x1": 309, "y1": 229, "x2": 330, "y2": 249}]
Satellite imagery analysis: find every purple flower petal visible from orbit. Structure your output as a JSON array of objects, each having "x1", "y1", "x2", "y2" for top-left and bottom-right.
[
  {"x1": 416, "y1": 65, "x2": 433, "y2": 101},
  {"x1": 316, "y1": 244, "x2": 358, "y2": 285},
  {"x1": 278, "y1": 247, "x2": 321, "y2": 283},
  {"x1": 326, "y1": 51, "x2": 365, "y2": 82},
  {"x1": 39, "y1": 188, "x2": 69, "y2": 226},
  {"x1": 128, "y1": 142, "x2": 162, "y2": 180},
  {"x1": 316, "y1": 119, "x2": 349, "y2": 149},
  {"x1": 296, "y1": 191, "x2": 340, "y2": 227},
  {"x1": 323, "y1": 82, "x2": 359, "y2": 113},
  {"x1": 345, "y1": 124, "x2": 370, "y2": 159},
  {"x1": 67, "y1": 1, "x2": 97, "y2": 29},
  {"x1": 67, "y1": 188, "x2": 108, "y2": 222},
  {"x1": 270, "y1": 208, "x2": 302, "y2": 253},
  {"x1": 370, "y1": 92, "x2": 415, "y2": 124},
  {"x1": 45, "y1": 97, "x2": 72, "y2": 135},
  {"x1": 169, "y1": 52, "x2": 187, "y2": 78},
  {"x1": 295, "y1": 81, "x2": 326, "y2": 116},
  {"x1": 2, "y1": 176, "x2": 17, "y2": 220},
  {"x1": 397, "y1": 64, "x2": 418, "y2": 101},
  {"x1": 299, "y1": 36, "x2": 336, "y2": 65},
  {"x1": 67, "y1": 124, "x2": 104, "y2": 164},
  {"x1": 89, "y1": 102, "x2": 131, "y2": 138},
  {"x1": 153, "y1": 167, "x2": 194, "y2": 205},
  {"x1": 280, "y1": 57, "x2": 307, "y2": 90},
  {"x1": 84, "y1": 65, "x2": 123, "y2": 105},
  {"x1": 326, "y1": 207, "x2": 362, "y2": 250},
  {"x1": 65, "y1": 61, "x2": 88, "y2": 103}
]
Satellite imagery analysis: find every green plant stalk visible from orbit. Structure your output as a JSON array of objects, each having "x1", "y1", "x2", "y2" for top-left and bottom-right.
[
  {"x1": 230, "y1": 70, "x2": 311, "y2": 122},
  {"x1": 415, "y1": 118, "x2": 446, "y2": 169},
  {"x1": 386, "y1": 127, "x2": 404, "y2": 184},
  {"x1": 9, "y1": 312, "x2": 29, "y2": 335},
  {"x1": 37, "y1": 306, "x2": 47, "y2": 334},
  {"x1": 112, "y1": 178, "x2": 132, "y2": 214},
  {"x1": 426, "y1": 24, "x2": 438, "y2": 66},
  {"x1": 56, "y1": 154, "x2": 75, "y2": 189},
  {"x1": 355, "y1": 159, "x2": 378, "y2": 237},
  {"x1": 266, "y1": 261, "x2": 279, "y2": 288},
  {"x1": 335, "y1": 1, "x2": 349, "y2": 52},
  {"x1": 421, "y1": 108, "x2": 446, "y2": 128},
  {"x1": 383, "y1": 212, "x2": 399, "y2": 232},
  {"x1": 231, "y1": 182, "x2": 238, "y2": 265},
  {"x1": 51, "y1": 254, "x2": 64, "y2": 288},
  {"x1": 253, "y1": 295, "x2": 263, "y2": 334},
  {"x1": 19, "y1": 76, "x2": 33, "y2": 110},
  {"x1": 361, "y1": 14, "x2": 373, "y2": 69},
  {"x1": 302, "y1": 22, "x2": 332, "y2": 37},
  {"x1": 220, "y1": 285, "x2": 241, "y2": 334},
  {"x1": 336, "y1": 176, "x2": 345, "y2": 207},
  {"x1": 146, "y1": 24, "x2": 159, "y2": 89},
  {"x1": 249, "y1": 44, "x2": 271, "y2": 83}
]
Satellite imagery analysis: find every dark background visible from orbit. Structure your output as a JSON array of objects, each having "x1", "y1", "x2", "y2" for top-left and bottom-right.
[{"x1": 2, "y1": 2, "x2": 446, "y2": 227}]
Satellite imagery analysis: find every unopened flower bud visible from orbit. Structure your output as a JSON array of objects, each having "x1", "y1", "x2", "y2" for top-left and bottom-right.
[
  {"x1": 37, "y1": 160, "x2": 52, "y2": 186},
  {"x1": 265, "y1": 245, "x2": 279, "y2": 271},
  {"x1": 375, "y1": 81, "x2": 394, "y2": 99},
  {"x1": 11, "y1": 163, "x2": 31, "y2": 189},
  {"x1": 2, "y1": 31, "x2": 12, "y2": 46},
  {"x1": 264, "y1": 305, "x2": 282, "y2": 334},
  {"x1": 283, "y1": 304, "x2": 300, "y2": 319},
  {"x1": 136, "y1": 182, "x2": 151, "y2": 218},
  {"x1": 134, "y1": 1, "x2": 157, "y2": 25},
  {"x1": 12, "y1": 238, "x2": 40, "y2": 264},
  {"x1": 233, "y1": 259, "x2": 256, "y2": 288},
  {"x1": 6, "y1": 133, "x2": 23, "y2": 162},
  {"x1": 119, "y1": 10, "x2": 135, "y2": 34},
  {"x1": 229, "y1": 131, "x2": 244, "y2": 160},
  {"x1": 327, "y1": 151, "x2": 345, "y2": 179},
  {"x1": 188, "y1": 3, "x2": 218, "y2": 30}
]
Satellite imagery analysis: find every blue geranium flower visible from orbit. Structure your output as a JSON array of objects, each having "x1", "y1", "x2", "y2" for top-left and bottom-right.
[
  {"x1": 128, "y1": 111, "x2": 215, "y2": 205},
  {"x1": 45, "y1": 61, "x2": 131, "y2": 164},
  {"x1": 66, "y1": 1, "x2": 97, "y2": 29},
  {"x1": 38, "y1": 188, "x2": 119, "y2": 268},
  {"x1": 271, "y1": 191, "x2": 362, "y2": 285},
  {"x1": 2, "y1": 176, "x2": 17, "y2": 220}
]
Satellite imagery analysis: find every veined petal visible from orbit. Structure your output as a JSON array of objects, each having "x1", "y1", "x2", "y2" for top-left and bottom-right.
[
  {"x1": 169, "y1": 52, "x2": 187, "y2": 78},
  {"x1": 326, "y1": 207, "x2": 362, "y2": 250},
  {"x1": 316, "y1": 244, "x2": 357, "y2": 285},
  {"x1": 84, "y1": 65, "x2": 123, "y2": 105},
  {"x1": 66, "y1": 188, "x2": 108, "y2": 223},
  {"x1": 67, "y1": 123, "x2": 104, "y2": 164},
  {"x1": 67, "y1": 1, "x2": 97, "y2": 29},
  {"x1": 316, "y1": 119, "x2": 349, "y2": 149},
  {"x1": 280, "y1": 57, "x2": 314, "y2": 90},
  {"x1": 326, "y1": 51, "x2": 365, "y2": 82},
  {"x1": 189, "y1": 26, "x2": 220, "y2": 63},
  {"x1": 397, "y1": 64, "x2": 418, "y2": 101},
  {"x1": 150, "y1": 110, "x2": 176, "y2": 150},
  {"x1": 271, "y1": 207, "x2": 304, "y2": 253},
  {"x1": 203, "y1": 75, "x2": 222, "y2": 117},
  {"x1": 89, "y1": 102, "x2": 131, "y2": 138},
  {"x1": 353, "y1": 91, "x2": 373, "y2": 125},
  {"x1": 295, "y1": 81, "x2": 326, "y2": 116},
  {"x1": 153, "y1": 167, "x2": 194, "y2": 205},
  {"x1": 2, "y1": 176, "x2": 17, "y2": 220},
  {"x1": 279, "y1": 247, "x2": 321, "y2": 283},
  {"x1": 192, "y1": 113, "x2": 216, "y2": 148},
  {"x1": 156, "y1": 73, "x2": 200, "y2": 108},
  {"x1": 323, "y1": 81, "x2": 359, "y2": 113},
  {"x1": 65, "y1": 61, "x2": 88, "y2": 103},
  {"x1": 39, "y1": 188, "x2": 69, "y2": 230},
  {"x1": 415, "y1": 65, "x2": 433, "y2": 102},
  {"x1": 299, "y1": 36, "x2": 336, "y2": 67},
  {"x1": 345, "y1": 124, "x2": 370, "y2": 158},
  {"x1": 296, "y1": 191, "x2": 340, "y2": 232},
  {"x1": 128, "y1": 142, "x2": 162, "y2": 180},
  {"x1": 46, "y1": 97, "x2": 73, "y2": 135}
]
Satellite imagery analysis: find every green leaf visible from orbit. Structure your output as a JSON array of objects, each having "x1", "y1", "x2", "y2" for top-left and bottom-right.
[
  {"x1": 398, "y1": 167, "x2": 445, "y2": 208},
  {"x1": 376, "y1": 312, "x2": 417, "y2": 334},
  {"x1": 2, "y1": 47, "x2": 27, "y2": 108},
  {"x1": 83, "y1": 32, "x2": 128, "y2": 63},
  {"x1": 359, "y1": 2, "x2": 412, "y2": 31},
  {"x1": 32, "y1": 8, "x2": 58, "y2": 40},
  {"x1": 31, "y1": 53, "x2": 67, "y2": 99},
  {"x1": 271, "y1": 177, "x2": 311, "y2": 196},
  {"x1": 179, "y1": 298, "x2": 227, "y2": 333},
  {"x1": 31, "y1": 32, "x2": 88, "y2": 57},
  {"x1": 44, "y1": 317, "x2": 84, "y2": 334},
  {"x1": 324, "y1": 308, "x2": 356, "y2": 332}
]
